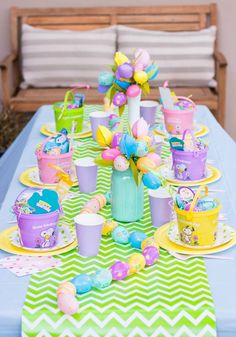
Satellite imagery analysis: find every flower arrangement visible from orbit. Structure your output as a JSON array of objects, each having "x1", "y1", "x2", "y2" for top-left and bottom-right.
[
  {"x1": 94, "y1": 117, "x2": 162, "y2": 189},
  {"x1": 97, "y1": 49, "x2": 159, "y2": 115}
]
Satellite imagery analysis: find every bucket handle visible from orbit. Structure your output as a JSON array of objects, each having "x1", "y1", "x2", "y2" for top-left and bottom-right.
[
  {"x1": 176, "y1": 96, "x2": 196, "y2": 110},
  {"x1": 182, "y1": 129, "x2": 199, "y2": 157},
  {"x1": 186, "y1": 185, "x2": 208, "y2": 219},
  {"x1": 58, "y1": 90, "x2": 75, "y2": 120}
]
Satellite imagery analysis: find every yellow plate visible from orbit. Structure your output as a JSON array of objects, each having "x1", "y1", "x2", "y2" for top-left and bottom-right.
[
  {"x1": 156, "y1": 164, "x2": 221, "y2": 187},
  {"x1": 154, "y1": 123, "x2": 209, "y2": 138},
  {"x1": 40, "y1": 122, "x2": 92, "y2": 139},
  {"x1": 154, "y1": 222, "x2": 236, "y2": 255},
  {"x1": 19, "y1": 166, "x2": 78, "y2": 189},
  {"x1": 0, "y1": 226, "x2": 77, "y2": 256}
]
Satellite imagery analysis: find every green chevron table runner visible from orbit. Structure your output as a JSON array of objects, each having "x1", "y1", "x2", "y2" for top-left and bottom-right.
[{"x1": 22, "y1": 106, "x2": 216, "y2": 337}]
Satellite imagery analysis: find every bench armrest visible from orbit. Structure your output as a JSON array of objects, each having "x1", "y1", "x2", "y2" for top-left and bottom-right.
[
  {"x1": 214, "y1": 51, "x2": 227, "y2": 67},
  {"x1": 0, "y1": 53, "x2": 17, "y2": 69}
]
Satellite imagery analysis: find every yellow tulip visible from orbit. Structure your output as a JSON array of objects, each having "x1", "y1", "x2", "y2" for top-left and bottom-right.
[
  {"x1": 134, "y1": 71, "x2": 148, "y2": 85},
  {"x1": 96, "y1": 125, "x2": 113, "y2": 147},
  {"x1": 114, "y1": 52, "x2": 130, "y2": 66}
]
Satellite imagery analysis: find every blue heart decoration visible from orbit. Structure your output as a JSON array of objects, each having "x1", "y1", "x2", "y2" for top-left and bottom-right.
[{"x1": 27, "y1": 189, "x2": 60, "y2": 214}]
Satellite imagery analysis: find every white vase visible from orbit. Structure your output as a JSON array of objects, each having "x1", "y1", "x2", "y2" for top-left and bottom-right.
[{"x1": 128, "y1": 93, "x2": 141, "y2": 127}]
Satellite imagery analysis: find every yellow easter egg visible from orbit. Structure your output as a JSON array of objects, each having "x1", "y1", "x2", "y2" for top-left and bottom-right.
[
  {"x1": 102, "y1": 220, "x2": 118, "y2": 236},
  {"x1": 137, "y1": 157, "x2": 156, "y2": 173},
  {"x1": 141, "y1": 237, "x2": 159, "y2": 251},
  {"x1": 57, "y1": 282, "x2": 76, "y2": 296},
  {"x1": 134, "y1": 71, "x2": 148, "y2": 85},
  {"x1": 127, "y1": 253, "x2": 146, "y2": 274}
]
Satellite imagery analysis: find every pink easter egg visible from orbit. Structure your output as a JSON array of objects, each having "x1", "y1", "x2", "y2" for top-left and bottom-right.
[
  {"x1": 84, "y1": 199, "x2": 100, "y2": 213},
  {"x1": 147, "y1": 153, "x2": 161, "y2": 167},
  {"x1": 126, "y1": 84, "x2": 141, "y2": 98},
  {"x1": 57, "y1": 294, "x2": 79, "y2": 315},
  {"x1": 102, "y1": 148, "x2": 121, "y2": 161}
]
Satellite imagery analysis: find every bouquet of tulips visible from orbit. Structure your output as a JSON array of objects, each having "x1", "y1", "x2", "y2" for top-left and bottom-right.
[
  {"x1": 97, "y1": 49, "x2": 159, "y2": 115},
  {"x1": 94, "y1": 117, "x2": 162, "y2": 189}
]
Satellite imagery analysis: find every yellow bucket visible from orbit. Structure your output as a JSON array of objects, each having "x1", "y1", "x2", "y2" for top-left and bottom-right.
[{"x1": 175, "y1": 185, "x2": 221, "y2": 246}]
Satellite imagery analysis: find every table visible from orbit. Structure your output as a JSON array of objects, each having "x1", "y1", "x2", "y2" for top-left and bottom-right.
[{"x1": 0, "y1": 105, "x2": 236, "y2": 337}]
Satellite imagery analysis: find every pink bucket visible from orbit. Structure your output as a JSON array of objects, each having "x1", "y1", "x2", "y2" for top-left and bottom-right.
[
  {"x1": 162, "y1": 96, "x2": 195, "y2": 135},
  {"x1": 171, "y1": 129, "x2": 208, "y2": 181},
  {"x1": 14, "y1": 189, "x2": 61, "y2": 249},
  {"x1": 36, "y1": 137, "x2": 74, "y2": 184}
]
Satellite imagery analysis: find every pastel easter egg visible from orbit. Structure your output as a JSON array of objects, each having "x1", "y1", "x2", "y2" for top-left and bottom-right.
[
  {"x1": 102, "y1": 220, "x2": 118, "y2": 236},
  {"x1": 134, "y1": 71, "x2": 148, "y2": 85},
  {"x1": 111, "y1": 132, "x2": 123, "y2": 148},
  {"x1": 110, "y1": 261, "x2": 130, "y2": 281},
  {"x1": 147, "y1": 152, "x2": 161, "y2": 167},
  {"x1": 142, "y1": 246, "x2": 159, "y2": 266},
  {"x1": 141, "y1": 237, "x2": 159, "y2": 251},
  {"x1": 176, "y1": 194, "x2": 184, "y2": 209},
  {"x1": 116, "y1": 63, "x2": 133, "y2": 79},
  {"x1": 102, "y1": 148, "x2": 121, "y2": 161},
  {"x1": 57, "y1": 282, "x2": 76, "y2": 296},
  {"x1": 137, "y1": 157, "x2": 156, "y2": 173},
  {"x1": 80, "y1": 208, "x2": 94, "y2": 214},
  {"x1": 84, "y1": 199, "x2": 100, "y2": 213},
  {"x1": 114, "y1": 155, "x2": 130, "y2": 172},
  {"x1": 94, "y1": 194, "x2": 107, "y2": 209},
  {"x1": 112, "y1": 92, "x2": 127, "y2": 107},
  {"x1": 196, "y1": 197, "x2": 217, "y2": 211},
  {"x1": 111, "y1": 226, "x2": 129, "y2": 244},
  {"x1": 142, "y1": 172, "x2": 161, "y2": 190},
  {"x1": 127, "y1": 253, "x2": 146, "y2": 274},
  {"x1": 129, "y1": 231, "x2": 147, "y2": 249},
  {"x1": 114, "y1": 79, "x2": 130, "y2": 90},
  {"x1": 145, "y1": 63, "x2": 159, "y2": 80},
  {"x1": 98, "y1": 84, "x2": 111, "y2": 94},
  {"x1": 71, "y1": 274, "x2": 92, "y2": 294},
  {"x1": 135, "y1": 140, "x2": 148, "y2": 157},
  {"x1": 91, "y1": 269, "x2": 112, "y2": 289},
  {"x1": 98, "y1": 71, "x2": 114, "y2": 86},
  {"x1": 57, "y1": 294, "x2": 79, "y2": 315},
  {"x1": 126, "y1": 84, "x2": 141, "y2": 98}
]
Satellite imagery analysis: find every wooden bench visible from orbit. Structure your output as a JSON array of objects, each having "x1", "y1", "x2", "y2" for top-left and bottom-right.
[{"x1": 0, "y1": 4, "x2": 227, "y2": 126}]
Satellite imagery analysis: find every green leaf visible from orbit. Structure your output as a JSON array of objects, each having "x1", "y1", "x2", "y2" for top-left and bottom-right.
[
  {"x1": 88, "y1": 147, "x2": 106, "y2": 152},
  {"x1": 141, "y1": 82, "x2": 150, "y2": 96},
  {"x1": 109, "y1": 85, "x2": 117, "y2": 104},
  {"x1": 129, "y1": 158, "x2": 139, "y2": 186},
  {"x1": 118, "y1": 104, "x2": 125, "y2": 117},
  {"x1": 94, "y1": 155, "x2": 114, "y2": 167},
  {"x1": 111, "y1": 65, "x2": 117, "y2": 73},
  {"x1": 138, "y1": 172, "x2": 143, "y2": 185},
  {"x1": 105, "y1": 86, "x2": 112, "y2": 99}
]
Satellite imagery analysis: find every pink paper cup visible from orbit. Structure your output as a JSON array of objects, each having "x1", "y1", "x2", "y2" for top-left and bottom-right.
[
  {"x1": 89, "y1": 111, "x2": 110, "y2": 140},
  {"x1": 149, "y1": 188, "x2": 173, "y2": 228},
  {"x1": 74, "y1": 157, "x2": 98, "y2": 193},
  {"x1": 140, "y1": 101, "x2": 158, "y2": 125},
  {"x1": 74, "y1": 213, "x2": 105, "y2": 257}
]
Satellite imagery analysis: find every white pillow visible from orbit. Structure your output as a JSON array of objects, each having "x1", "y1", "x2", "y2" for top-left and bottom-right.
[
  {"x1": 118, "y1": 25, "x2": 217, "y2": 87},
  {"x1": 21, "y1": 24, "x2": 117, "y2": 88}
]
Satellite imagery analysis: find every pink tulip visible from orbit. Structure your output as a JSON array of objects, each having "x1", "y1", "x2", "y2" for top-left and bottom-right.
[
  {"x1": 102, "y1": 148, "x2": 121, "y2": 161},
  {"x1": 134, "y1": 49, "x2": 150, "y2": 68},
  {"x1": 132, "y1": 118, "x2": 149, "y2": 139}
]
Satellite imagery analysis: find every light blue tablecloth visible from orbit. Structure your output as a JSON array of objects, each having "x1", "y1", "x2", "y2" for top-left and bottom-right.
[{"x1": 0, "y1": 105, "x2": 236, "y2": 337}]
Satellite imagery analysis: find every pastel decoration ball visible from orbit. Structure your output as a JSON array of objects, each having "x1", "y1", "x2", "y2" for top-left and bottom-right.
[
  {"x1": 135, "y1": 140, "x2": 148, "y2": 157},
  {"x1": 84, "y1": 199, "x2": 100, "y2": 213},
  {"x1": 134, "y1": 71, "x2": 148, "y2": 85},
  {"x1": 142, "y1": 246, "x2": 159, "y2": 266},
  {"x1": 147, "y1": 152, "x2": 161, "y2": 167},
  {"x1": 102, "y1": 148, "x2": 121, "y2": 161},
  {"x1": 129, "y1": 231, "x2": 147, "y2": 249},
  {"x1": 98, "y1": 84, "x2": 111, "y2": 94},
  {"x1": 110, "y1": 261, "x2": 130, "y2": 281},
  {"x1": 111, "y1": 132, "x2": 123, "y2": 148},
  {"x1": 137, "y1": 157, "x2": 156, "y2": 173},
  {"x1": 57, "y1": 282, "x2": 76, "y2": 297},
  {"x1": 112, "y1": 92, "x2": 127, "y2": 107},
  {"x1": 127, "y1": 253, "x2": 146, "y2": 274},
  {"x1": 126, "y1": 84, "x2": 141, "y2": 98},
  {"x1": 114, "y1": 155, "x2": 130, "y2": 172},
  {"x1": 91, "y1": 269, "x2": 112, "y2": 289},
  {"x1": 134, "y1": 48, "x2": 150, "y2": 68},
  {"x1": 98, "y1": 71, "x2": 114, "y2": 86},
  {"x1": 142, "y1": 172, "x2": 161, "y2": 190},
  {"x1": 116, "y1": 63, "x2": 133, "y2": 79},
  {"x1": 102, "y1": 220, "x2": 118, "y2": 236},
  {"x1": 111, "y1": 226, "x2": 129, "y2": 244},
  {"x1": 57, "y1": 294, "x2": 79, "y2": 315},
  {"x1": 71, "y1": 274, "x2": 92, "y2": 294},
  {"x1": 141, "y1": 237, "x2": 159, "y2": 251}
]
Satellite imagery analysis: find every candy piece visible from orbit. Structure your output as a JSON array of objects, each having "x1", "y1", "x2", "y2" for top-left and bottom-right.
[
  {"x1": 110, "y1": 261, "x2": 130, "y2": 280},
  {"x1": 112, "y1": 92, "x2": 127, "y2": 107},
  {"x1": 136, "y1": 157, "x2": 156, "y2": 173},
  {"x1": 114, "y1": 155, "x2": 130, "y2": 172},
  {"x1": 102, "y1": 220, "x2": 118, "y2": 236},
  {"x1": 91, "y1": 269, "x2": 112, "y2": 289},
  {"x1": 71, "y1": 274, "x2": 92, "y2": 294},
  {"x1": 142, "y1": 246, "x2": 159, "y2": 266},
  {"x1": 135, "y1": 140, "x2": 148, "y2": 157},
  {"x1": 57, "y1": 282, "x2": 76, "y2": 296},
  {"x1": 147, "y1": 152, "x2": 161, "y2": 167},
  {"x1": 141, "y1": 237, "x2": 159, "y2": 251},
  {"x1": 142, "y1": 172, "x2": 161, "y2": 190},
  {"x1": 129, "y1": 231, "x2": 147, "y2": 249},
  {"x1": 57, "y1": 294, "x2": 79, "y2": 315},
  {"x1": 127, "y1": 253, "x2": 146, "y2": 274},
  {"x1": 111, "y1": 226, "x2": 129, "y2": 244}
]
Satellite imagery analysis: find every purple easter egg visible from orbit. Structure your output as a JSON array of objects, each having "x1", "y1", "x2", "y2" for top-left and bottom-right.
[
  {"x1": 142, "y1": 246, "x2": 159, "y2": 266},
  {"x1": 117, "y1": 63, "x2": 133, "y2": 79},
  {"x1": 97, "y1": 84, "x2": 111, "y2": 93},
  {"x1": 110, "y1": 261, "x2": 130, "y2": 281},
  {"x1": 111, "y1": 132, "x2": 123, "y2": 148},
  {"x1": 112, "y1": 92, "x2": 127, "y2": 107}
]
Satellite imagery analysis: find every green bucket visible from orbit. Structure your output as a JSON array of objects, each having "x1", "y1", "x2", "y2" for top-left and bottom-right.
[{"x1": 53, "y1": 90, "x2": 84, "y2": 133}]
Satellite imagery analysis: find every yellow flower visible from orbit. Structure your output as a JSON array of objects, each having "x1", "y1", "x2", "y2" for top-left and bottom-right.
[
  {"x1": 96, "y1": 125, "x2": 113, "y2": 147},
  {"x1": 134, "y1": 71, "x2": 148, "y2": 85},
  {"x1": 114, "y1": 52, "x2": 129, "y2": 66}
]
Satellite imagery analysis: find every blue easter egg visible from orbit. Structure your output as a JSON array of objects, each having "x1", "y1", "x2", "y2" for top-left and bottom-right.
[
  {"x1": 91, "y1": 269, "x2": 112, "y2": 289},
  {"x1": 114, "y1": 79, "x2": 130, "y2": 90},
  {"x1": 129, "y1": 231, "x2": 147, "y2": 249},
  {"x1": 111, "y1": 226, "x2": 129, "y2": 244},
  {"x1": 176, "y1": 194, "x2": 184, "y2": 209},
  {"x1": 71, "y1": 274, "x2": 92, "y2": 294},
  {"x1": 135, "y1": 140, "x2": 148, "y2": 157},
  {"x1": 196, "y1": 197, "x2": 216, "y2": 211},
  {"x1": 98, "y1": 72, "x2": 114, "y2": 86},
  {"x1": 142, "y1": 172, "x2": 161, "y2": 190},
  {"x1": 145, "y1": 64, "x2": 159, "y2": 80}
]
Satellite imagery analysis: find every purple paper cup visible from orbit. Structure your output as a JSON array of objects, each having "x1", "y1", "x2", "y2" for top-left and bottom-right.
[
  {"x1": 89, "y1": 111, "x2": 110, "y2": 140},
  {"x1": 74, "y1": 213, "x2": 105, "y2": 257},
  {"x1": 149, "y1": 188, "x2": 173, "y2": 228},
  {"x1": 140, "y1": 101, "x2": 158, "y2": 125},
  {"x1": 74, "y1": 157, "x2": 98, "y2": 193}
]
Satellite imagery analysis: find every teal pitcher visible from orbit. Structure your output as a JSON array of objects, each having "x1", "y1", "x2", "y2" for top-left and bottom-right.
[{"x1": 111, "y1": 168, "x2": 144, "y2": 222}]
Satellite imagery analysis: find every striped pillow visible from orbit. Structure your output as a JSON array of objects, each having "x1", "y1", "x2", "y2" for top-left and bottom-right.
[
  {"x1": 21, "y1": 24, "x2": 117, "y2": 88},
  {"x1": 117, "y1": 25, "x2": 217, "y2": 87}
]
